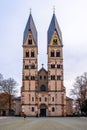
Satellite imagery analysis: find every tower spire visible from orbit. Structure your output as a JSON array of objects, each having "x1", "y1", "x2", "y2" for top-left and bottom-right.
[
  {"x1": 47, "y1": 8, "x2": 62, "y2": 45},
  {"x1": 23, "y1": 9, "x2": 37, "y2": 44}
]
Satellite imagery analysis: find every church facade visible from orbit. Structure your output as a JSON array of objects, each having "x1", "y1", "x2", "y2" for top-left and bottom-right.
[{"x1": 21, "y1": 11, "x2": 66, "y2": 117}]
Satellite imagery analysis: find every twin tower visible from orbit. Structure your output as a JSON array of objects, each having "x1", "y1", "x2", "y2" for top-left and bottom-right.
[{"x1": 21, "y1": 11, "x2": 66, "y2": 117}]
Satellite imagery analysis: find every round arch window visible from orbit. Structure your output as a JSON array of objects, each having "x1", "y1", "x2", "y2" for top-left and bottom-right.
[{"x1": 40, "y1": 85, "x2": 46, "y2": 91}]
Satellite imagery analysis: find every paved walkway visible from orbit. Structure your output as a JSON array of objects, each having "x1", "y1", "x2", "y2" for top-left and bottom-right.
[
  {"x1": 0, "y1": 116, "x2": 8, "y2": 119},
  {"x1": 0, "y1": 117, "x2": 87, "y2": 130}
]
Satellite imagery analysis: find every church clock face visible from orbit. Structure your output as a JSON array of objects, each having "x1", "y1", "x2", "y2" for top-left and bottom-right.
[{"x1": 53, "y1": 38, "x2": 58, "y2": 45}]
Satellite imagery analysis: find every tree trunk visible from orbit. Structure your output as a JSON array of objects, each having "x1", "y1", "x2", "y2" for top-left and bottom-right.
[{"x1": 9, "y1": 95, "x2": 11, "y2": 116}]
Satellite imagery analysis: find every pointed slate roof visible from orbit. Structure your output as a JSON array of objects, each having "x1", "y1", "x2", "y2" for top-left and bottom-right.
[
  {"x1": 47, "y1": 13, "x2": 62, "y2": 44},
  {"x1": 23, "y1": 13, "x2": 37, "y2": 44}
]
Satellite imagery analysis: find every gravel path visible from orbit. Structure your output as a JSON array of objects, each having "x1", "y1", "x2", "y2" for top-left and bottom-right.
[{"x1": 0, "y1": 117, "x2": 87, "y2": 130}]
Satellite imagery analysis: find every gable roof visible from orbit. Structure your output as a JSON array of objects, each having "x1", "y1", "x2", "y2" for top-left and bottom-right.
[
  {"x1": 38, "y1": 67, "x2": 48, "y2": 74},
  {"x1": 47, "y1": 13, "x2": 62, "y2": 45},
  {"x1": 23, "y1": 13, "x2": 37, "y2": 45}
]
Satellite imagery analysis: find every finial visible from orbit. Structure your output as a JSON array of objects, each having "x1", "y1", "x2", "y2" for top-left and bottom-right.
[
  {"x1": 30, "y1": 8, "x2": 32, "y2": 14},
  {"x1": 53, "y1": 5, "x2": 55, "y2": 14},
  {"x1": 42, "y1": 64, "x2": 44, "y2": 68}
]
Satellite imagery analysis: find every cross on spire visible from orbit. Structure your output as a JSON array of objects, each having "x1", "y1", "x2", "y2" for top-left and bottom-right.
[
  {"x1": 30, "y1": 8, "x2": 32, "y2": 14},
  {"x1": 53, "y1": 5, "x2": 55, "y2": 14},
  {"x1": 42, "y1": 64, "x2": 44, "y2": 68}
]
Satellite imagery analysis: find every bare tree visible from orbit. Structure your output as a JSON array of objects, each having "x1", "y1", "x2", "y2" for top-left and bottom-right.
[
  {"x1": 0, "y1": 73, "x2": 3, "y2": 81},
  {"x1": 71, "y1": 72, "x2": 87, "y2": 115},
  {"x1": 0, "y1": 73, "x2": 3, "y2": 92},
  {"x1": 2, "y1": 78, "x2": 17, "y2": 95},
  {"x1": 1, "y1": 78, "x2": 18, "y2": 115}
]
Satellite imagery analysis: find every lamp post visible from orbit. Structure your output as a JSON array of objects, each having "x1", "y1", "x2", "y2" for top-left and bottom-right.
[{"x1": 48, "y1": 107, "x2": 51, "y2": 117}]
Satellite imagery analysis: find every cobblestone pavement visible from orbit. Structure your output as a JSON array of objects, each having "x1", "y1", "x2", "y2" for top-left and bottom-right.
[{"x1": 0, "y1": 117, "x2": 87, "y2": 130}]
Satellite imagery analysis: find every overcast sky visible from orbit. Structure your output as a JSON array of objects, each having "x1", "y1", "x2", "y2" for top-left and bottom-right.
[{"x1": 0, "y1": 0, "x2": 87, "y2": 96}]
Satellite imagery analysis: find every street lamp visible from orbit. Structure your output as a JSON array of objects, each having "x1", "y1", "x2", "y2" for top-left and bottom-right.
[{"x1": 48, "y1": 107, "x2": 51, "y2": 116}]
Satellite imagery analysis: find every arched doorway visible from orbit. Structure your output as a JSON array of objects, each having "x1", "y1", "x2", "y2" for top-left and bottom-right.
[{"x1": 39, "y1": 104, "x2": 47, "y2": 117}]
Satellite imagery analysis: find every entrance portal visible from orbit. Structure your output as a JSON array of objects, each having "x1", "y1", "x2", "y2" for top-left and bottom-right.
[
  {"x1": 39, "y1": 104, "x2": 47, "y2": 117},
  {"x1": 40, "y1": 108, "x2": 46, "y2": 117}
]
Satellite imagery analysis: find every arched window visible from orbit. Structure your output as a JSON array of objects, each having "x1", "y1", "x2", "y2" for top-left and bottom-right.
[
  {"x1": 31, "y1": 51, "x2": 35, "y2": 57},
  {"x1": 26, "y1": 51, "x2": 29, "y2": 57},
  {"x1": 53, "y1": 38, "x2": 58, "y2": 45},
  {"x1": 25, "y1": 65, "x2": 29, "y2": 69},
  {"x1": 32, "y1": 97, "x2": 34, "y2": 101},
  {"x1": 52, "y1": 97, "x2": 54, "y2": 102},
  {"x1": 57, "y1": 75, "x2": 61, "y2": 80},
  {"x1": 51, "y1": 75, "x2": 55, "y2": 80},
  {"x1": 32, "y1": 107, "x2": 34, "y2": 112},
  {"x1": 45, "y1": 97, "x2": 47, "y2": 102},
  {"x1": 31, "y1": 76, "x2": 35, "y2": 80},
  {"x1": 56, "y1": 51, "x2": 60, "y2": 57},
  {"x1": 50, "y1": 51, "x2": 55, "y2": 57},
  {"x1": 44, "y1": 76, "x2": 46, "y2": 80},
  {"x1": 28, "y1": 39, "x2": 32, "y2": 45},
  {"x1": 52, "y1": 107, "x2": 55, "y2": 112},
  {"x1": 51, "y1": 64, "x2": 55, "y2": 68},
  {"x1": 31, "y1": 64, "x2": 35, "y2": 69},
  {"x1": 57, "y1": 64, "x2": 61, "y2": 69},
  {"x1": 25, "y1": 76, "x2": 29, "y2": 80},
  {"x1": 40, "y1": 75, "x2": 42, "y2": 80},
  {"x1": 39, "y1": 97, "x2": 41, "y2": 101},
  {"x1": 40, "y1": 85, "x2": 46, "y2": 91}
]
